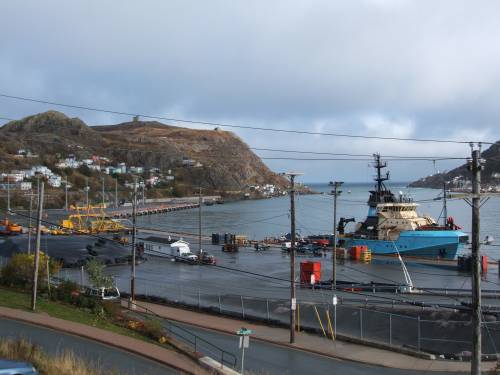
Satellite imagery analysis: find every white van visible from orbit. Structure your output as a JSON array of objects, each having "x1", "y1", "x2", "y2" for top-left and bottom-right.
[{"x1": 84, "y1": 286, "x2": 121, "y2": 301}]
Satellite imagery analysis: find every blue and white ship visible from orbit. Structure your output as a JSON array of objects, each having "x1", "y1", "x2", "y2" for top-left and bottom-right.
[{"x1": 340, "y1": 155, "x2": 468, "y2": 260}]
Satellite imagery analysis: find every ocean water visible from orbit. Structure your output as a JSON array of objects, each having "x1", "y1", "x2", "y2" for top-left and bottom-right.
[{"x1": 137, "y1": 182, "x2": 500, "y2": 259}]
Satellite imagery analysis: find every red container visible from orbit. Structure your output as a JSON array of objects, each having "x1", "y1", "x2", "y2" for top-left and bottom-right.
[
  {"x1": 350, "y1": 245, "x2": 369, "y2": 260},
  {"x1": 300, "y1": 261, "x2": 321, "y2": 285}
]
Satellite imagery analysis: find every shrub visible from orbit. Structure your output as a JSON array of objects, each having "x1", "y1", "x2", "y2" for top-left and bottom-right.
[
  {"x1": 141, "y1": 319, "x2": 165, "y2": 341},
  {"x1": 0, "y1": 252, "x2": 61, "y2": 288}
]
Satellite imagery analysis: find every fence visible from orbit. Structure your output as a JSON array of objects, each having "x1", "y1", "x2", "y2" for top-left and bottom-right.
[
  {"x1": 59, "y1": 272, "x2": 500, "y2": 359},
  {"x1": 122, "y1": 301, "x2": 237, "y2": 369}
]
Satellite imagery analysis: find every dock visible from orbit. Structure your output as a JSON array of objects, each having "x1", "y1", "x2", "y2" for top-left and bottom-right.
[{"x1": 106, "y1": 203, "x2": 199, "y2": 219}]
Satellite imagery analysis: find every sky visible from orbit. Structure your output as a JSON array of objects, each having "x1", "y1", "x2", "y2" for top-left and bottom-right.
[{"x1": 1, "y1": 0, "x2": 500, "y2": 182}]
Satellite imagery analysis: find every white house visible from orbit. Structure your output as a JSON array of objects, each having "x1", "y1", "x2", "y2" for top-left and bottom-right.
[{"x1": 48, "y1": 175, "x2": 62, "y2": 187}]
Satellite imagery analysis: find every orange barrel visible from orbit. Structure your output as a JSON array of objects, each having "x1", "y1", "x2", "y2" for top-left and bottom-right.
[
  {"x1": 481, "y1": 255, "x2": 488, "y2": 273},
  {"x1": 350, "y1": 246, "x2": 361, "y2": 260}
]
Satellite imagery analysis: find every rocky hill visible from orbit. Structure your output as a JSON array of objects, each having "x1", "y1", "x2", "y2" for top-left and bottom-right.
[
  {"x1": 409, "y1": 142, "x2": 500, "y2": 189},
  {"x1": 0, "y1": 111, "x2": 287, "y2": 196}
]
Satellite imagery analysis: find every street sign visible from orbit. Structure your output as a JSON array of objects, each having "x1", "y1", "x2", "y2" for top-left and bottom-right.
[
  {"x1": 291, "y1": 298, "x2": 297, "y2": 311},
  {"x1": 236, "y1": 328, "x2": 253, "y2": 336},
  {"x1": 239, "y1": 335, "x2": 250, "y2": 349},
  {"x1": 333, "y1": 295, "x2": 338, "y2": 306}
]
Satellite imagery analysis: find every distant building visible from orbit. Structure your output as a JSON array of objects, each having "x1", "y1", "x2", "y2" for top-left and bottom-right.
[
  {"x1": 182, "y1": 157, "x2": 196, "y2": 167},
  {"x1": 129, "y1": 166, "x2": 144, "y2": 174},
  {"x1": 48, "y1": 175, "x2": 62, "y2": 187}
]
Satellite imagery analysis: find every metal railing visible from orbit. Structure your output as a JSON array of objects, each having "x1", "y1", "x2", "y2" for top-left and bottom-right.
[
  {"x1": 58, "y1": 273, "x2": 500, "y2": 359},
  {"x1": 50, "y1": 276, "x2": 237, "y2": 369},
  {"x1": 122, "y1": 300, "x2": 237, "y2": 369}
]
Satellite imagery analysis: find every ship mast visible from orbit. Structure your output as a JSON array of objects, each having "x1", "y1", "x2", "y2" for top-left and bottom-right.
[{"x1": 373, "y1": 153, "x2": 390, "y2": 202}]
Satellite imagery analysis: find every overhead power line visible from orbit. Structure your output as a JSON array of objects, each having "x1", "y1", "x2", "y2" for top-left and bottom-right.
[
  {"x1": 1, "y1": 206, "x2": 474, "y2": 312},
  {"x1": 251, "y1": 147, "x2": 467, "y2": 160},
  {"x1": 0, "y1": 93, "x2": 494, "y2": 145}
]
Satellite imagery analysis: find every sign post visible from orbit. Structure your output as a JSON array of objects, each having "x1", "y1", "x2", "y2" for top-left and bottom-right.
[
  {"x1": 333, "y1": 295, "x2": 338, "y2": 339},
  {"x1": 236, "y1": 328, "x2": 252, "y2": 374}
]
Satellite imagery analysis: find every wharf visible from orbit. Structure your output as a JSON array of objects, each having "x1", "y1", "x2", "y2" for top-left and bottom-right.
[{"x1": 106, "y1": 202, "x2": 199, "y2": 219}]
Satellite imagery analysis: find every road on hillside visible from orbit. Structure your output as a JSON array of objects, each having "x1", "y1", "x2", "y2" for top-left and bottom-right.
[
  {"x1": 170, "y1": 321, "x2": 450, "y2": 375},
  {"x1": 0, "y1": 318, "x2": 177, "y2": 375}
]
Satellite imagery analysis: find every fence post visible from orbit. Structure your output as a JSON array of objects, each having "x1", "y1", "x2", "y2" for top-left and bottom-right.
[
  {"x1": 389, "y1": 313, "x2": 392, "y2": 346},
  {"x1": 218, "y1": 294, "x2": 222, "y2": 313},
  {"x1": 360, "y1": 308, "x2": 363, "y2": 339},
  {"x1": 266, "y1": 299, "x2": 270, "y2": 322},
  {"x1": 241, "y1": 296, "x2": 245, "y2": 319},
  {"x1": 417, "y1": 316, "x2": 421, "y2": 351}
]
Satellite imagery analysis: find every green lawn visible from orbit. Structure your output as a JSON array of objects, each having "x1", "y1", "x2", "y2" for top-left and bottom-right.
[{"x1": 0, "y1": 288, "x2": 147, "y2": 341}]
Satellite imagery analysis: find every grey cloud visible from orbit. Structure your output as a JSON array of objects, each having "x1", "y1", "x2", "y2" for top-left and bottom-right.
[{"x1": 1, "y1": 0, "x2": 499, "y2": 181}]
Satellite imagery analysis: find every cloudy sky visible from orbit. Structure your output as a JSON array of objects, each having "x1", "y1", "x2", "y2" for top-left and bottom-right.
[{"x1": 1, "y1": 0, "x2": 499, "y2": 182}]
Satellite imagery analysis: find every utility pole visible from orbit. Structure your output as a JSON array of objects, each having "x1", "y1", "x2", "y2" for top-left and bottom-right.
[
  {"x1": 115, "y1": 178, "x2": 118, "y2": 208},
  {"x1": 198, "y1": 187, "x2": 202, "y2": 264},
  {"x1": 129, "y1": 177, "x2": 138, "y2": 308},
  {"x1": 442, "y1": 182, "x2": 448, "y2": 227},
  {"x1": 142, "y1": 182, "x2": 146, "y2": 205},
  {"x1": 27, "y1": 192, "x2": 33, "y2": 254},
  {"x1": 31, "y1": 182, "x2": 44, "y2": 311},
  {"x1": 64, "y1": 176, "x2": 69, "y2": 211},
  {"x1": 6, "y1": 176, "x2": 10, "y2": 213},
  {"x1": 284, "y1": 172, "x2": 302, "y2": 344},
  {"x1": 331, "y1": 181, "x2": 343, "y2": 290},
  {"x1": 469, "y1": 143, "x2": 483, "y2": 375},
  {"x1": 85, "y1": 177, "x2": 89, "y2": 208},
  {"x1": 102, "y1": 176, "x2": 105, "y2": 207}
]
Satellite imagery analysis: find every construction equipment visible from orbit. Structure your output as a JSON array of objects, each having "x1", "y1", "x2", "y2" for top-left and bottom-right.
[
  {"x1": 60, "y1": 204, "x2": 127, "y2": 234},
  {"x1": 0, "y1": 218, "x2": 23, "y2": 235}
]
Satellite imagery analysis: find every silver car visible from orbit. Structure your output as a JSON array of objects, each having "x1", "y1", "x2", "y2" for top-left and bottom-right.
[{"x1": 0, "y1": 359, "x2": 38, "y2": 374}]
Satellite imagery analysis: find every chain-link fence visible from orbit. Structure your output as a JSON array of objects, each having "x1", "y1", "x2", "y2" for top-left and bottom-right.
[{"x1": 58, "y1": 271, "x2": 499, "y2": 358}]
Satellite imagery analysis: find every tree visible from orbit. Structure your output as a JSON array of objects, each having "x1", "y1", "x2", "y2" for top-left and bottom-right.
[
  {"x1": 0, "y1": 252, "x2": 61, "y2": 288},
  {"x1": 84, "y1": 258, "x2": 114, "y2": 288}
]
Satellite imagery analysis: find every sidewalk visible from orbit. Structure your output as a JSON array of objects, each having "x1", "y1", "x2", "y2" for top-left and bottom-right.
[
  {"x1": 0, "y1": 306, "x2": 208, "y2": 375},
  {"x1": 135, "y1": 301, "x2": 498, "y2": 373}
]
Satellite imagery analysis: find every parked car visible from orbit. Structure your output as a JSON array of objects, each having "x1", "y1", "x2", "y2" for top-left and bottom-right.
[
  {"x1": 0, "y1": 359, "x2": 38, "y2": 374},
  {"x1": 83, "y1": 286, "x2": 120, "y2": 301}
]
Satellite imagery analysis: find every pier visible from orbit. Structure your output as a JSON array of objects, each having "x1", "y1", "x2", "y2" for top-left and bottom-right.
[{"x1": 106, "y1": 202, "x2": 199, "y2": 219}]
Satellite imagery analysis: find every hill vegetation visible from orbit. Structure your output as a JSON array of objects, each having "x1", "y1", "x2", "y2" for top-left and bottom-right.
[
  {"x1": 0, "y1": 111, "x2": 287, "y2": 206},
  {"x1": 409, "y1": 142, "x2": 500, "y2": 189}
]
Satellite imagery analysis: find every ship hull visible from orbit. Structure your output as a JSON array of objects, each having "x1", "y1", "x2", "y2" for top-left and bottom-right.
[{"x1": 342, "y1": 230, "x2": 468, "y2": 260}]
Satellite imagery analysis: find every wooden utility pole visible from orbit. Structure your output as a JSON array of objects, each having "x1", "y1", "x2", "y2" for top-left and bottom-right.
[
  {"x1": 442, "y1": 182, "x2": 448, "y2": 226},
  {"x1": 64, "y1": 176, "x2": 69, "y2": 211},
  {"x1": 102, "y1": 177, "x2": 105, "y2": 206},
  {"x1": 6, "y1": 176, "x2": 10, "y2": 213},
  {"x1": 31, "y1": 182, "x2": 44, "y2": 311},
  {"x1": 85, "y1": 177, "x2": 89, "y2": 208},
  {"x1": 331, "y1": 182, "x2": 343, "y2": 290},
  {"x1": 470, "y1": 144, "x2": 483, "y2": 375},
  {"x1": 198, "y1": 187, "x2": 202, "y2": 264},
  {"x1": 129, "y1": 178, "x2": 138, "y2": 308},
  {"x1": 284, "y1": 172, "x2": 302, "y2": 344},
  {"x1": 115, "y1": 178, "x2": 118, "y2": 208},
  {"x1": 27, "y1": 192, "x2": 33, "y2": 255}
]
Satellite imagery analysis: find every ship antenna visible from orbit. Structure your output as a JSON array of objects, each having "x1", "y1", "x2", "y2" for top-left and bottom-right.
[{"x1": 373, "y1": 153, "x2": 389, "y2": 202}]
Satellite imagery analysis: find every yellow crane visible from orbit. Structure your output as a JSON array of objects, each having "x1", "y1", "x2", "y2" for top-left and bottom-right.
[{"x1": 59, "y1": 204, "x2": 126, "y2": 234}]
